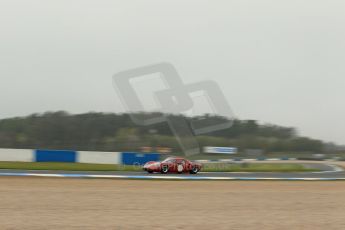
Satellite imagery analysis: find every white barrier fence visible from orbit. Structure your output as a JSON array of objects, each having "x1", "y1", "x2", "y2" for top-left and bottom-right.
[
  {"x1": 78, "y1": 151, "x2": 121, "y2": 164},
  {"x1": 0, "y1": 149, "x2": 34, "y2": 162},
  {"x1": 0, "y1": 149, "x2": 160, "y2": 165}
]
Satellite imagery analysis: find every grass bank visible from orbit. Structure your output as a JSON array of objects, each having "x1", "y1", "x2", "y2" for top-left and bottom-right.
[{"x1": 0, "y1": 161, "x2": 319, "y2": 172}]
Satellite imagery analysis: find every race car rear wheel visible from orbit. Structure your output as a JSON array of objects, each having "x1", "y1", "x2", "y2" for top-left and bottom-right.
[
  {"x1": 190, "y1": 166, "x2": 199, "y2": 174},
  {"x1": 161, "y1": 165, "x2": 169, "y2": 174}
]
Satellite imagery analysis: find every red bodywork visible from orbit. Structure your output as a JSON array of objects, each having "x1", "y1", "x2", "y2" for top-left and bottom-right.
[{"x1": 143, "y1": 157, "x2": 202, "y2": 174}]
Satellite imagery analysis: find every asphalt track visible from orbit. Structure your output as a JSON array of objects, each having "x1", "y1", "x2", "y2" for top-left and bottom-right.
[{"x1": 0, "y1": 162, "x2": 344, "y2": 180}]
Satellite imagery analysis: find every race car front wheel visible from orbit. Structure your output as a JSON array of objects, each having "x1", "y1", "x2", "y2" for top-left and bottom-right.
[{"x1": 161, "y1": 165, "x2": 169, "y2": 174}]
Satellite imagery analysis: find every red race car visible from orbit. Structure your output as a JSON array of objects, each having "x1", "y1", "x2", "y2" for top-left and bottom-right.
[{"x1": 143, "y1": 157, "x2": 202, "y2": 174}]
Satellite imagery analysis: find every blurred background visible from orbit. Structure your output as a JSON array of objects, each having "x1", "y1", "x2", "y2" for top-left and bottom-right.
[{"x1": 1, "y1": 0, "x2": 345, "y2": 160}]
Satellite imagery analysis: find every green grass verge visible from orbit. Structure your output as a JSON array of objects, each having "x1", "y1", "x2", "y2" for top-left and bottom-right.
[
  {"x1": 203, "y1": 163, "x2": 319, "y2": 172},
  {"x1": 0, "y1": 162, "x2": 141, "y2": 171},
  {"x1": 0, "y1": 162, "x2": 319, "y2": 172}
]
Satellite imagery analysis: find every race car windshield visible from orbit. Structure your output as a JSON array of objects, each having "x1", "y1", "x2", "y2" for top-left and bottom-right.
[{"x1": 162, "y1": 158, "x2": 175, "y2": 163}]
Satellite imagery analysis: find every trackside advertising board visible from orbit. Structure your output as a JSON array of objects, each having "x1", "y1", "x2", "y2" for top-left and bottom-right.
[{"x1": 204, "y1": 146, "x2": 238, "y2": 154}]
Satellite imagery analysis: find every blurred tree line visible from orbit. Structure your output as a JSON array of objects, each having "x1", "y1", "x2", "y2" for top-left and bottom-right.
[{"x1": 0, "y1": 111, "x2": 326, "y2": 153}]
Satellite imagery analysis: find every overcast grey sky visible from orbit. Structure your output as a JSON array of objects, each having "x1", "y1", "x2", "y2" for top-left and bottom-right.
[{"x1": 0, "y1": 0, "x2": 344, "y2": 144}]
